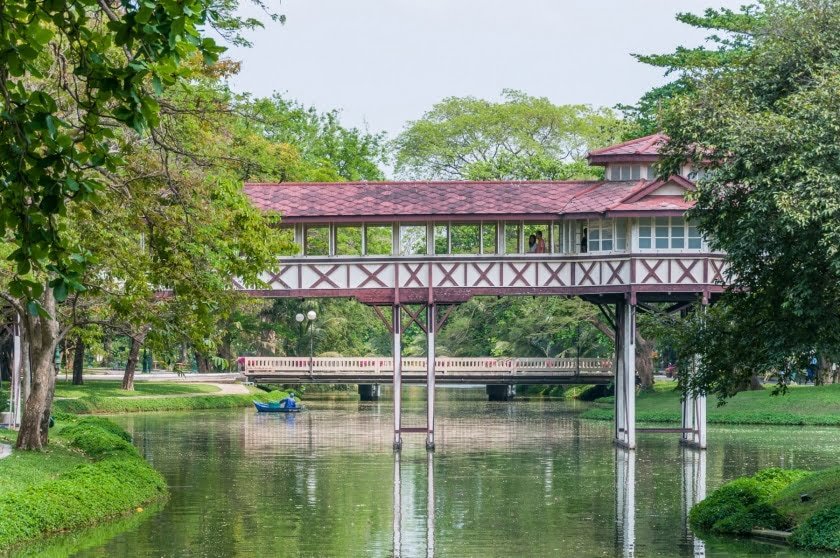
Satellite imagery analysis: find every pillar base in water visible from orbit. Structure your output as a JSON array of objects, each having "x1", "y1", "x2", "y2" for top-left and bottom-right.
[
  {"x1": 358, "y1": 384, "x2": 381, "y2": 401},
  {"x1": 486, "y1": 384, "x2": 515, "y2": 401}
]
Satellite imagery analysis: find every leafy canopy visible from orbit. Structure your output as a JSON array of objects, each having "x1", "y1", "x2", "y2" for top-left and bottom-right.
[
  {"x1": 656, "y1": 0, "x2": 840, "y2": 398},
  {"x1": 393, "y1": 90, "x2": 625, "y2": 180}
]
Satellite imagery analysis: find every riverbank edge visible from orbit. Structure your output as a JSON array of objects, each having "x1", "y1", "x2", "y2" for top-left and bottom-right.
[
  {"x1": 579, "y1": 383, "x2": 840, "y2": 427},
  {"x1": 0, "y1": 417, "x2": 168, "y2": 550},
  {"x1": 54, "y1": 388, "x2": 290, "y2": 414},
  {"x1": 689, "y1": 467, "x2": 840, "y2": 552}
]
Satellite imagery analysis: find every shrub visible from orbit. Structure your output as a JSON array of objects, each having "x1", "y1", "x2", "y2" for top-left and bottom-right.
[
  {"x1": 690, "y1": 468, "x2": 809, "y2": 534},
  {"x1": 790, "y1": 504, "x2": 840, "y2": 551}
]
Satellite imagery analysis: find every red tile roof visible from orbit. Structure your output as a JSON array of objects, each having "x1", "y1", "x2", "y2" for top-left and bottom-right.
[
  {"x1": 244, "y1": 179, "x2": 693, "y2": 222},
  {"x1": 587, "y1": 133, "x2": 668, "y2": 164}
]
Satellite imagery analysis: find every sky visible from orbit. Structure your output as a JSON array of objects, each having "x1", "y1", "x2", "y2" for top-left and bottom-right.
[{"x1": 226, "y1": 0, "x2": 746, "y2": 139}]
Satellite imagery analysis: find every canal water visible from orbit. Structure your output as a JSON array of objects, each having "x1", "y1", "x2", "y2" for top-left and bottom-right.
[{"x1": 19, "y1": 388, "x2": 840, "y2": 557}]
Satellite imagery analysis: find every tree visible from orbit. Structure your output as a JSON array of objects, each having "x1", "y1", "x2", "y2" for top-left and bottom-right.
[
  {"x1": 0, "y1": 1, "x2": 281, "y2": 449},
  {"x1": 393, "y1": 90, "x2": 626, "y2": 180},
  {"x1": 619, "y1": 5, "x2": 765, "y2": 139},
  {"x1": 656, "y1": 0, "x2": 840, "y2": 400}
]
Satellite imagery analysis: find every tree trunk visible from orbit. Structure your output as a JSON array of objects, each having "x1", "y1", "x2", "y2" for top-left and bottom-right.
[
  {"x1": 72, "y1": 337, "x2": 85, "y2": 385},
  {"x1": 195, "y1": 351, "x2": 209, "y2": 374},
  {"x1": 588, "y1": 317, "x2": 655, "y2": 390},
  {"x1": 122, "y1": 326, "x2": 150, "y2": 391},
  {"x1": 16, "y1": 288, "x2": 60, "y2": 451}
]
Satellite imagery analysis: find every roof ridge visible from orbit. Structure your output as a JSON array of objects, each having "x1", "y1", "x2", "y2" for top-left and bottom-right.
[{"x1": 587, "y1": 133, "x2": 665, "y2": 156}]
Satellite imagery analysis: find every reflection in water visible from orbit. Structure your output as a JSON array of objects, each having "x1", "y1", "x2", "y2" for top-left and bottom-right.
[
  {"x1": 393, "y1": 450, "x2": 435, "y2": 558},
  {"x1": 616, "y1": 449, "x2": 635, "y2": 557},
  {"x1": 64, "y1": 394, "x2": 840, "y2": 558}
]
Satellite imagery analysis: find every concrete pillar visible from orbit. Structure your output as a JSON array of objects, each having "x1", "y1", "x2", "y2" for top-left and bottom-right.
[
  {"x1": 486, "y1": 384, "x2": 514, "y2": 401},
  {"x1": 615, "y1": 301, "x2": 636, "y2": 449},
  {"x1": 358, "y1": 384, "x2": 381, "y2": 401},
  {"x1": 9, "y1": 321, "x2": 21, "y2": 427},
  {"x1": 615, "y1": 448, "x2": 636, "y2": 557},
  {"x1": 681, "y1": 304, "x2": 708, "y2": 450},
  {"x1": 425, "y1": 304, "x2": 436, "y2": 450},
  {"x1": 393, "y1": 305, "x2": 402, "y2": 451}
]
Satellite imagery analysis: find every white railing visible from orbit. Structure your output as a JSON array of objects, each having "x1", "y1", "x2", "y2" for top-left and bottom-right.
[{"x1": 242, "y1": 356, "x2": 614, "y2": 377}]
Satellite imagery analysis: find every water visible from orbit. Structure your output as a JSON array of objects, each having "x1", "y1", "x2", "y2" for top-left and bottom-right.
[{"x1": 21, "y1": 389, "x2": 840, "y2": 557}]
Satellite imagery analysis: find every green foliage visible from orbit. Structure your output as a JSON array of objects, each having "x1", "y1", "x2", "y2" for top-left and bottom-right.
[
  {"x1": 790, "y1": 504, "x2": 840, "y2": 551},
  {"x1": 656, "y1": 0, "x2": 840, "y2": 399},
  {"x1": 581, "y1": 383, "x2": 840, "y2": 426},
  {"x1": 0, "y1": 418, "x2": 166, "y2": 549},
  {"x1": 0, "y1": 0, "x2": 271, "y2": 300},
  {"x1": 393, "y1": 90, "x2": 624, "y2": 180},
  {"x1": 690, "y1": 468, "x2": 809, "y2": 534}
]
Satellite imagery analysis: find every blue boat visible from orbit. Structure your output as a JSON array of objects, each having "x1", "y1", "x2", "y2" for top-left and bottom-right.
[{"x1": 253, "y1": 401, "x2": 302, "y2": 413}]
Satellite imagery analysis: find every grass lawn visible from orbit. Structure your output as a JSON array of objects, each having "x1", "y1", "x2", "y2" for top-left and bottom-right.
[
  {"x1": 55, "y1": 380, "x2": 220, "y2": 399},
  {"x1": 581, "y1": 381, "x2": 840, "y2": 426},
  {"x1": 0, "y1": 432, "x2": 88, "y2": 494}
]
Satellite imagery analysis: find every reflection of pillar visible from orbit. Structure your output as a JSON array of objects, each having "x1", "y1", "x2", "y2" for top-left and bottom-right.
[
  {"x1": 615, "y1": 301, "x2": 636, "y2": 449},
  {"x1": 486, "y1": 384, "x2": 514, "y2": 401},
  {"x1": 426, "y1": 304, "x2": 436, "y2": 450},
  {"x1": 393, "y1": 451, "x2": 402, "y2": 558},
  {"x1": 681, "y1": 448, "x2": 707, "y2": 556},
  {"x1": 426, "y1": 450, "x2": 435, "y2": 558},
  {"x1": 615, "y1": 448, "x2": 636, "y2": 557},
  {"x1": 393, "y1": 305, "x2": 402, "y2": 450}
]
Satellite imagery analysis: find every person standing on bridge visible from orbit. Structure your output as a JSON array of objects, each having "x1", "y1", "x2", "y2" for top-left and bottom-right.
[
  {"x1": 528, "y1": 234, "x2": 537, "y2": 253},
  {"x1": 536, "y1": 230, "x2": 546, "y2": 253},
  {"x1": 580, "y1": 228, "x2": 588, "y2": 253}
]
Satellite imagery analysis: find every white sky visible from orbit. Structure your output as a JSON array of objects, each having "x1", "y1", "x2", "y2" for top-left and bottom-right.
[{"x1": 226, "y1": 0, "x2": 745, "y2": 138}]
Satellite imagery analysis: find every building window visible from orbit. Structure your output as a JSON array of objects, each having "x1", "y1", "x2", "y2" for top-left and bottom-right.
[
  {"x1": 481, "y1": 223, "x2": 497, "y2": 254},
  {"x1": 278, "y1": 226, "x2": 300, "y2": 256},
  {"x1": 609, "y1": 164, "x2": 657, "y2": 181},
  {"x1": 305, "y1": 225, "x2": 330, "y2": 256},
  {"x1": 365, "y1": 224, "x2": 392, "y2": 255},
  {"x1": 588, "y1": 220, "x2": 614, "y2": 252},
  {"x1": 638, "y1": 217, "x2": 702, "y2": 250},
  {"x1": 505, "y1": 223, "x2": 521, "y2": 254},
  {"x1": 451, "y1": 224, "x2": 480, "y2": 254},
  {"x1": 399, "y1": 224, "x2": 427, "y2": 255},
  {"x1": 335, "y1": 225, "x2": 362, "y2": 256}
]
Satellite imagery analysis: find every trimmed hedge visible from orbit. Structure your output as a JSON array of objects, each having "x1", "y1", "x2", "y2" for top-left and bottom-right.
[
  {"x1": 789, "y1": 504, "x2": 840, "y2": 551},
  {"x1": 690, "y1": 468, "x2": 810, "y2": 534},
  {"x1": 0, "y1": 417, "x2": 167, "y2": 550}
]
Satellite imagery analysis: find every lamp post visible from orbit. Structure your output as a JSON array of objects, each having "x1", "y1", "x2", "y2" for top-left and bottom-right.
[{"x1": 296, "y1": 310, "x2": 317, "y2": 376}]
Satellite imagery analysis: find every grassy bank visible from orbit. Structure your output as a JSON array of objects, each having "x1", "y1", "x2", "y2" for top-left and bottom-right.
[
  {"x1": 690, "y1": 467, "x2": 840, "y2": 552},
  {"x1": 0, "y1": 417, "x2": 167, "y2": 550},
  {"x1": 54, "y1": 387, "x2": 289, "y2": 414},
  {"x1": 55, "y1": 380, "x2": 221, "y2": 398},
  {"x1": 580, "y1": 382, "x2": 840, "y2": 426}
]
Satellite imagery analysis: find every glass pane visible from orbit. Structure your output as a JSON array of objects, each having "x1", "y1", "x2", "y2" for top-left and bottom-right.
[
  {"x1": 639, "y1": 238, "x2": 652, "y2": 249},
  {"x1": 602, "y1": 239, "x2": 613, "y2": 251},
  {"x1": 451, "y1": 224, "x2": 480, "y2": 254},
  {"x1": 335, "y1": 225, "x2": 362, "y2": 256},
  {"x1": 647, "y1": 165, "x2": 657, "y2": 180},
  {"x1": 671, "y1": 225, "x2": 685, "y2": 239},
  {"x1": 589, "y1": 228, "x2": 600, "y2": 241},
  {"x1": 671, "y1": 237, "x2": 685, "y2": 249},
  {"x1": 615, "y1": 219, "x2": 627, "y2": 251},
  {"x1": 365, "y1": 225, "x2": 392, "y2": 255},
  {"x1": 505, "y1": 223, "x2": 520, "y2": 254},
  {"x1": 639, "y1": 226, "x2": 651, "y2": 238},
  {"x1": 482, "y1": 223, "x2": 497, "y2": 254},
  {"x1": 610, "y1": 166, "x2": 620, "y2": 180},
  {"x1": 655, "y1": 217, "x2": 669, "y2": 227},
  {"x1": 305, "y1": 226, "x2": 329, "y2": 256},
  {"x1": 630, "y1": 165, "x2": 640, "y2": 180},
  {"x1": 602, "y1": 224, "x2": 613, "y2": 241},
  {"x1": 589, "y1": 240, "x2": 599, "y2": 252},
  {"x1": 655, "y1": 237, "x2": 669, "y2": 249},
  {"x1": 688, "y1": 238, "x2": 702, "y2": 249},
  {"x1": 400, "y1": 224, "x2": 427, "y2": 255},
  {"x1": 655, "y1": 226, "x2": 669, "y2": 239},
  {"x1": 278, "y1": 227, "x2": 300, "y2": 256},
  {"x1": 434, "y1": 225, "x2": 449, "y2": 255},
  {"x1": 621, "y1": 165, "x2": 631, "y2": 180}
]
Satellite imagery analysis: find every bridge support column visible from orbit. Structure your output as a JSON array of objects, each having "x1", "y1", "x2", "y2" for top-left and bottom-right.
[
  {"x1": 358, "y1": 384, "x2": 381, "y2": 401},
  {"x1": 425, "y1": 304, "x2": 436, "y2": 450},
  {"x1": 486, "y1": 384, "x2": 514, "y2": 401},
  {"x1": 680, "y1": 355, "x2": 707, "y2": 450},
  {"x1": 393, "y1": 305, "x2": 402, "y2": 451},
  {"x1": 615, "y1": 301, "x2": 636, "y2": 449}
]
